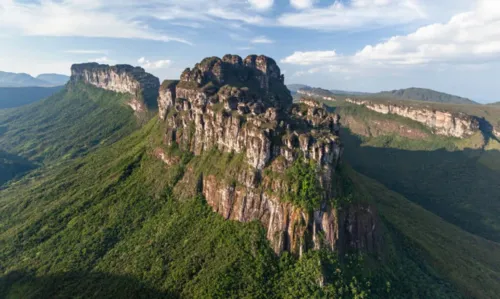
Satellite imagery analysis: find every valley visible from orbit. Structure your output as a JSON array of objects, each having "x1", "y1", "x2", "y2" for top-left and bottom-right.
[{"x1": 0, "y1": 55, "x2": 499, "y2": 299}]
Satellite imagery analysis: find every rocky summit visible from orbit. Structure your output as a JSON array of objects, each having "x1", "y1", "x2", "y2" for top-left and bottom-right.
[
  {"x1": 346, "y1": 98, "x2": 480, "y2": 138},
  {"x1": 70, "y1": 63, "x2": 160, "y2": 114},
  {"x1": 157, "y1": 54, "x2": 379, "y2": 255}
]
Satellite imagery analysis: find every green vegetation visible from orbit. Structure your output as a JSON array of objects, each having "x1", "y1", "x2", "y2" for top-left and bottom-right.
[
  {"x1": 0, "y1": 86, "x2": 64, "y2": 108},
  {"x1": 0, "y1": 119, "x2": 376, "y2": 299},
  {"x1": 284, "y1": 159, "x2": 322, "y2": 210},
  {"x1": 0, "y1": 82, "x2": 138, "y2": 163},
  {"x1": 0, "y1": 150, "x2": 36, "y2": 186},
  {"x1": 1, "y1": 80, "x2": 499, "y2": 298},
  {"x1": 347, "y1": 168, "x2": 500, "y2": 299},
  {"x1": 372, "y1": 87, "x2": 477, "y2": 105}
]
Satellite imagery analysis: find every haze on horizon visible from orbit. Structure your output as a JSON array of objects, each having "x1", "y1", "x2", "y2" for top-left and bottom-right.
[{"x1": 0, "y1": 0, "x2": 498, "y2": 103}]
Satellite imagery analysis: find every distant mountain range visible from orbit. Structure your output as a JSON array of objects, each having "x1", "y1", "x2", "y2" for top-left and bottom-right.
[
  {"x1": 373, "y1": 87, "x2": 478, "y2": 105},
  {"x1": 0, "y1": 71, "x2": 69, "y2": 87},
  {"x1": 288, "y1": 84, "x2": 479, "y2": 105},
  {"x1": 0, "y1": 86, "x2": 64, "y2": 109}
]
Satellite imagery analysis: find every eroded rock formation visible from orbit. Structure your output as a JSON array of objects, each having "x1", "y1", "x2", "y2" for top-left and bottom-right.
[
  {"x1": 71, "y1": 63, "x2": 160, "y2": 114},
  {"x1": 346, "y1": 98, "x2": 480, "y2": 138},
  {"x1": 158, "y1": 54, "x2": 380, "y2": 256}
]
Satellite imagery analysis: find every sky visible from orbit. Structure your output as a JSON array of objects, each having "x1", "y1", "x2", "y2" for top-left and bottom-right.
[{"x1": 0, "y1": 0, "x2": 499, "y2": 103}]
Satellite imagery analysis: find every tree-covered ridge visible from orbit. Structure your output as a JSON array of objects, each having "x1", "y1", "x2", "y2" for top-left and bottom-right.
[
  {"x1": 1, "y1": 81, "x2": 499, "y2": 298},
  {"x1": 373, "y1": 87, "x2": 478, "y2": 105},
  {"x1": 0, "y1": 82, "x2": 138, "y2": 163},
  {"x1": 0, "y1": 119, "x2": 382, "y2": 299}
]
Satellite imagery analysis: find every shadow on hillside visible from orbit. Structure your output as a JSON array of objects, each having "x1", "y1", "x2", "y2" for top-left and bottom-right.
[
  {"x1": 340, "y1": 129, "x2": 500, "y2": 243},
  {"x1": 0, "y1": 150, "x2": 38, "y2": 187},
  {"x1": 0, "y1": 270, "x2": 177, "y2": 299}
]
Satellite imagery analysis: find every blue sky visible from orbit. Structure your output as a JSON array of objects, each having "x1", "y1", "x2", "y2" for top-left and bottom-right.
[{"x1": 0, "y1": 0, "x2": 499, "y2": 103}]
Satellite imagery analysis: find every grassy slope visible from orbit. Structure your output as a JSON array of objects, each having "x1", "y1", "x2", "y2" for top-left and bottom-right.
[
  {"x1": 321, "y1": 100, "x2": 500, "y2": 244},
  {"x1": 0, "y1": 119, "x2": 375, "y2": 299},
  {"x1": 1, "y1": 84, "x2": 498, "y2": 298},
  {"x1": 0, "y1": 82, "x2": 138, "y2": 163},
  {"x1": 0, "y1": 150, "x2": 36, "y2": 186},
  {"x1": 348, "y1": 168, "x2": 500, "y2": 299},
  {"x1": 373, "y1": 88, "x2": 477, "y2": 105}
]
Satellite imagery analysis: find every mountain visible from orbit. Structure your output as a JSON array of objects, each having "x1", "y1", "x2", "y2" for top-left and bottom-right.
[
  {"x1": 0, "y1": 86, "x2": 64, "y2": 109},
  {"x1": 1, "y1": 55, "x2": 500, "y2": 298},
  {"x1": 287, "y1": 84, "x2": 367, "y2": 96},
  {"x1": 36, "y1": 73, "x2": 70, "y2": 86},
  {"x1": 373, "y1": 87, "x2": 478, "y2": 104},
  {"x1": 0, "y1": 71, "x2": 69, "y2": 87}
]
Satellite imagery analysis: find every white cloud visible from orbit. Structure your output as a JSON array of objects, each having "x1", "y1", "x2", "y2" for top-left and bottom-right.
[
  {"x1": 285, "y1": 0, "x2": 500, "y2": 72},
  {"x1": 248, "y1": 0, "x2": 274, "y2": 11},
  {"x1": 65, "y1": 49, "x2": 109, "y2": 54},
  {"x1": 138, "y1": 57, "x2": 172, "y2": 69},
  {"x1": 250, "y1": 36, "x2": 274, "y2": 44},
  {"x1": 0, "y1": 0, "x2": 190, "y2": 44},
  {"x1": 88, "y1": 57, "x2": 115, "y2": 64},
  {"x1": 278, "y1": 0, "x2": 426, "y2": 30},
  {"x1": 290, "y1": 0, "x2": 316, "y2": 10},
  {"x1": 281, "y1": 51, "x2": 338, "y2": 65},
  {"x1": 354, "y1": 0, "x2": 500, "y2": 65},
  {"x1": 208, "y1": 8, "x2": 265, "y2": 24}
]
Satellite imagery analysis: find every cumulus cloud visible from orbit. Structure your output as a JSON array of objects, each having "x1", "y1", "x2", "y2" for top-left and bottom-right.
[
  {"x1": 290, "y1": 0, "x2": 316, "y2": 10},
  {"x1": 285, "y1": 0, "x2": 500, "y2": 74},
  {"x1": 281, "y1": 51, "x2": 338, "y2": 65},
  {"x1": 278, "y1": 0, "x2": 426, "y2": 30},
  {"x1": 354, "y1": 0, "x2": 500, "y2": 65},
  {"x1": 88, "y1": 57, "x2": 115, "y2": 64},
  {"x1": 138, "y1": 57, "x2": 172, "y2": 69},
  {"x1": 0, "y1": 0, "x2": 190, "y2": 44},
  {"x1": 250, "y1": 36, "x2": 274, "y2": 44},
  {"x1": 248, "y1": 0, "x2": 274, "y2": 11}
]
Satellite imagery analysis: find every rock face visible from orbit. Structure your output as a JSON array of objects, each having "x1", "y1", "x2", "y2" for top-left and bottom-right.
[
  {"x1": 71, "y1": 63, "x2": 160, "y2": 113},
  {"x1": 297, "y1": 89, "x2": 336, "y2": 101},
  {"x1": 346, "y1": 98, "x2": 479, "y2": 138},
  {"x1": 158, "y1": 55, "x2": 380, "y2": 256}
]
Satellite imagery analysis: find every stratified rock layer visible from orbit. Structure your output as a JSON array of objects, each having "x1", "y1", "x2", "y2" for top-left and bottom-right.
[
  {"x1": 158, "y1": 55, "x2": 380, "y2": 256},
  {"x1": 346, "y1": 98, "x2": 479, "y2": 138},
  {"x1": 71, "y1": 63, "x2": 160, "y2": 113}
]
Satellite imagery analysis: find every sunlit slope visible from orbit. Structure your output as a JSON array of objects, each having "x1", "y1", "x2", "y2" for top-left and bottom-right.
[
  {"x1": 0, "y1": 120, "x2": 374, "y2": 299},
  {"x1": 0, "y1": 82, "x2": 138, "y2": 163}
]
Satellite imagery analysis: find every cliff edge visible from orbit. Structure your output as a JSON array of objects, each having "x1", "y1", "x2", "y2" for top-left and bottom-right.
[
  {"x1": 70, "y1": 63, "x2": 160, "y2": 114},
  {"x1": 157, "y1": 54, "x2": 380, "y2": 256}
]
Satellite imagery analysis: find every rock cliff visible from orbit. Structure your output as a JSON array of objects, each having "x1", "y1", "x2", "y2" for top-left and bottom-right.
[
  {"x1": 71, "y1": 63, "x2": 160, "y2": 114},
  {"x1": 157, "y1": 54, "x2": 380, "y2": 256},
  {"x1": 346, "y1": 98, "x2": 479, "y2": 138}
]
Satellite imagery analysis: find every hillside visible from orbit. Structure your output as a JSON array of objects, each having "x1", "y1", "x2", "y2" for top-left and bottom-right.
[
  {"x1": 1, "y1": 57, "x2": 499, "y2": 299},
  {"x1": 373, "y1": 87, "x2": 478, "y2": 105},
  {"x1": 0, "y1": 83, "x2": 139, "y2": 163},
  {"x1": 0, "y1": 86, "x2": 64, "y2": 109},
  {"x1": 0, "y1": 71, "x2": 68, "y2": 87}
]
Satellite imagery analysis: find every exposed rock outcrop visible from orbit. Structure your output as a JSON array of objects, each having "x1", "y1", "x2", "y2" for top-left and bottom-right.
[
  {"x1": 298, "y1": 89, "x2": 336, "y2": 101},
  {"x1": 71, "y1": 63, "x2": 160, "y2": 114},
  {"x1": 158, "y1": 55, "x2": 380, "y2": 256},
  {"x1": 346, "y1": 98, "x2": 480, "y2": 138}
]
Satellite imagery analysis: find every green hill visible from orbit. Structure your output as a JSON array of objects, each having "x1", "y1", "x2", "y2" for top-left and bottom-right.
[
  {"x1": 1, "y1": 81, "x2": 499, "y2": 298},
  {"x1": 0, "y1": 150, "x2": 36, "y2": 186},
  {"x1": 373, "y1": 87, "x2": 478, "y2": 105},
  {"x1": 0, "y1": 82, "x2": 138, "y2": 163},
  {"x1": 3, "y1": 115, "x2": 497, "y2": 298}
]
